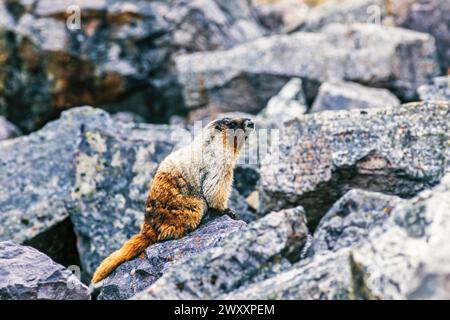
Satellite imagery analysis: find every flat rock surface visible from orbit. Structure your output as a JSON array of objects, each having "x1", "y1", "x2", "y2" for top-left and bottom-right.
[{"x1": 0, "y1": 241, "x2": 90, "y2": 300}]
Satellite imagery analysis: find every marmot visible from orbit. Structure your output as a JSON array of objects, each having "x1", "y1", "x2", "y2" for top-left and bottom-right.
[{"x1": 91, "y1": 117, "x2": 254, "y2": 283}]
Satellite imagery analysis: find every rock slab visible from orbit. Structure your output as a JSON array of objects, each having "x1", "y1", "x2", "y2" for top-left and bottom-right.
[
  {"x1": 0, "y1": 241, "x2": 90, "y2": 300},
  {"x1": 260, "y1": 101, "x2": 450, "y2": 228},
  {"x1": 97, "y1": 215, "x2": 246, "y2": 300}
]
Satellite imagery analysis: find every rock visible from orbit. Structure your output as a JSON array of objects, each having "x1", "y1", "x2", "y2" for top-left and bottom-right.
[
  {"x1": 255, "y1": 0, "x2": 310, "y2": 33},
  {"x1": 176, "y1": 23, "x2": 439, "y2": 118},
  {"x1": 225, "y1": 173, "x2": 450, "y2": 300},
  {"x1": 307, "y1": 189, "x2": 404, "y2": 256},
  {"x1": 399, "y1": 0, "x2": 450, "y2": 73},
  {"x1": 0, "y1": 241, "x2": 90, "y2": 300},
  {"x1": 0, "y1": 107, "x2": 111, "y2": 266},
  {"x1": 233, "y1": 164, "x2": 261, "y2": 198},
  {"x1": 310, "y1": 81, "x2": 400, "y2": 113},
  {"x1": 418, "y1": 76, "x2": 450, "y2": 101},
  {"x1": 0, "y1": 116, "x2": 21, "y2": 140},
  {"x1": 111, "y1": 112, "x2": 146, "y2": 124},
  {"x1": 0, "y1": 0, "x2": 264, "y2": 132},
  {"x1": 228, "y1": 188, "x2": 256, "y2": 223},
  {"x1": 67, "y1": 117, "x2": 189, "y2": 276},
  {"x1": 292, "y1": 0, "x2": 387, "y2": 32},
  {"x1": 350, "y1": 173, "x2": 450, "y2": 299},
  {"x1": 259, "y1": 78, "x2": 307, "y2": 126},
  {"x1": 97, "y1": 215, "x2": 246, "y2": 300},
  {"x1": 133, "y1": 206, "x2": 309, "y2": 299},
  {"x1": 222, "y1": 249, "x2": 353, "y2": 300},
  {"x1": 260, "y1": 101, "x2": 450, "y2": 228}
]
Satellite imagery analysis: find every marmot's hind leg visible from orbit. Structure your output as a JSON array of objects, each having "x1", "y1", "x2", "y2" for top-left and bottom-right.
[{"x1": 151, "y1": 196, "x2": 205, "y2": 241}]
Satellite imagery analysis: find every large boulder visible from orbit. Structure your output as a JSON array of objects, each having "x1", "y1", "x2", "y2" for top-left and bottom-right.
[
  {"x1": 0, "y1": 0, "x2": 264, "y2": 132},
  {"x1": 418, "y1": 76, "x2": 450, "y2": 101},
  {"x1": 399, "y1": 0, "x2": 450, "y2": 73},
  {"x1": 350, "y1": 173, "x2": 450, "y2": 299},
  {"x1": 307, "y1": 189, "x2": 404, "y2": 256},
  {"x1": 310, "y1": 81, "x2": 400, "y2": 113},
  {"x1": 0, "y1": 241, "x2": 90, "y2": 300},
  {"x1": 0, "y1": 107, "x2": 111, "y2": 266},
  {"x1": 133, "y1": 206, "x2": 308, "y2": 299},
  {"x1": 292, "y1": 0, "x2": 387, "y2": 32},
  {"x1": 222, "y1": 249, "x2": 353, "y2": 300},
  {"x1": 176, "y1": 22, "x2": 439, "y2": 119},
  {"x1": 97, "y1": 215, "x2": 246, "y2": 300},
  {"x1": 224, "y1": 173, "x2": 450, "y2": 300},
  {"x1": 287, "y1": 0, "x2": 426, "y2": 32},
  {"x1": 260, "y1": 101, "x2": 450, "y2": 228}
]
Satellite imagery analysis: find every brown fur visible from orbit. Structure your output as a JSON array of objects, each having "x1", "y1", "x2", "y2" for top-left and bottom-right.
[{"x1": 91, "y1": 171, "x2": 204, "y2": 283}]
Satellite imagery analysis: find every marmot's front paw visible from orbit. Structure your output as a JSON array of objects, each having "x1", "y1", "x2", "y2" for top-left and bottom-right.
[{"x1": 223, "y1": 208, "x2": 237, "y2": 220}]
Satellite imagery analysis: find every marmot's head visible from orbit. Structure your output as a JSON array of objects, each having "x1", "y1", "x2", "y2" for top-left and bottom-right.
[{"x1": 205, "y1": 117, "x2": 254, "y2": 156}]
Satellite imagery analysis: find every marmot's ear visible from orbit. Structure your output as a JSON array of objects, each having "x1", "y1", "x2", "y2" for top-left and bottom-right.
[{"x1": 213, "y1": 117, "x2": 231, "y2": 131}]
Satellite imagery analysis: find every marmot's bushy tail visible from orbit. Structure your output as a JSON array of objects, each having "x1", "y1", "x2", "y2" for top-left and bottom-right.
[{"x1": 91, "y1": 232, "x2": 155, "y2": 284}]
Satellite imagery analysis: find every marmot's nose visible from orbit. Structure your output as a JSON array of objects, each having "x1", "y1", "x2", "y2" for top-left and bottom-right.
[{"x1": 243, "y1": 118, "x2": 254, "y2": 129}]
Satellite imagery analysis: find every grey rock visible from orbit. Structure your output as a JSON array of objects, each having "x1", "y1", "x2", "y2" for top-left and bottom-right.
[
  {"x1": 308, "y1": 189, "x2": 404, "y2": 255},
  {"x1": 68, "y1": 116, "x2": 189, "y2": 276},
  {"x1": 228, "y1": 188, "x2": 256, "y2": 223},
  {"x1": 320, "y1": 23, "x2": 439, "y2": 100},
  {"x1": 0, "y1": 241, "x2": 90, "y2": 300},
  {"x1": 255, "y1": 0, "x2": 310, "y2": 33},
  {"x1": 0, "y1": 0, "x2": 263, "y2": 132},
  {"x1": 97, "y1": 215, "x2": 246, "y2": 300},
  {"x1": 399, "y1": 0, "x2": 450, "y2": 73},
  {"x1": 222, "y1": 249, "x2": 353, "y2": 300},
  {"x1": 225, "y1": 174, "x2": 450, "y2": 300},
  {"x1": 0, "y1": 107, "x2": 111, "y2": 266},
  {"x1": 259, "y1": 78, "x2": 307, "y2": 126},
  {"x1": 293, "y1": 0, "x2": 387, "y2": 32},
  {"x1": 176, "y1": 23, "x2": 439, "y2": 119},
  {"x1": 311, "y1": 81, "x2": 400, "y2": 113},
  {"x1": 259, "y1": 101, "x2": 450, "y2": 228},
  {"x1": 418, "y1": 76, "x2": 450, "y2": 101},
  {"x1": 350, "y1": 173, "x2": 450, "y2": 299},
  {"x1": 133, "y1": 206, "x2": 308, "y2": 299},
  {"x1": 0, "y1": 116, "x2": 21, "y2": 140}
]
